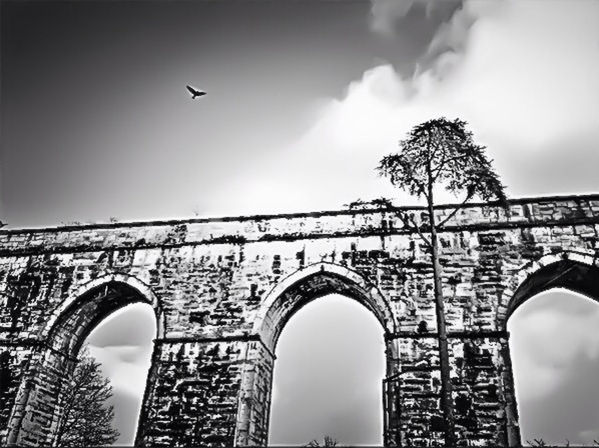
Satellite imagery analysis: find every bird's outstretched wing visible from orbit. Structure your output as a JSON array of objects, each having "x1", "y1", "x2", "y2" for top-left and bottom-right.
[
  {"x1": 187, "y1": 85, "x2": 200, "y2": 95},
  {"x1": 186, "y1": 85, "x2": 207, "y2": 99}
]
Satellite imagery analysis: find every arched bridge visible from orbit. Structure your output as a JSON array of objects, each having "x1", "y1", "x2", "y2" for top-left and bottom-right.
[{"x1": 1, "y1": 194, "x2": 598, "y2": 446}]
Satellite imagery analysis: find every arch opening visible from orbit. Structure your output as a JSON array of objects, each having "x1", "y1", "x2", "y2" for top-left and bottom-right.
[
  {"x1": 253, "y1": 263, "x2": 396, "y2": 352},
  {"x1": 8, "y1": 278, "x2": 162, "y2": 447},
  {"x1": 508, "y1": 288, "x2": 599, "y2": 445},
  {"x1": 46, "y1": 281, "x2": 160, "y2": 358},
  {"x1": 267, "y1": 293, "x2": 386, "y2": 446},
  {"x1": 503, "y1": 257, "x2": 599, "y2": 446},
  {"x1": 504, "y1": 259, "x2": 599, "y2": 325},
  {"x1": 83, "y1": 302, "x2": 156, "y2": 446},
  {"x1": 237, "y1": 263, "x2": 396, "y2": 447}
]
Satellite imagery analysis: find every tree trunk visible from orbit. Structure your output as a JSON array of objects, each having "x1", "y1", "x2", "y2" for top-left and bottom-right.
[{"x1": 427, "y1": 190, "x2": 456, "y2": 446}]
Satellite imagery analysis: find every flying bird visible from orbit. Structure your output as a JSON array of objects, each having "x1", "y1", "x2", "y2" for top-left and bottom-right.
[{"x1": 186, "y1": 85, "x2": 206, "y2": 99}]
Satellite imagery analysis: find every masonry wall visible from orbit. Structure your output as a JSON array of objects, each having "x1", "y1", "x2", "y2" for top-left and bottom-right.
[{"x1": 0, "y1": 194, "x2": 598, "y2": 446}]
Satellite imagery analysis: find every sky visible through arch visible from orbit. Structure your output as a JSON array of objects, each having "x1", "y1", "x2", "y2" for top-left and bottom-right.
[
  {"x1": 2, "y1": 0, "x2": 599, "y2": 445},
  {"x1": 268, "y1": 295, "x2": 386, "y2": 446}
]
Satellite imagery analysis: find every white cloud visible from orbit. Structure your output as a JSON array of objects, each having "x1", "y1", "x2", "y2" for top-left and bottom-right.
[
  {"x1": 443, "y1": 1, "x2": 599, "y2": 151},
  {"x1": 164, "y1": 0, "x2": 599, "y2": 218},
  {"x1": 275, "y1": 0, "x2": 599, "y2": 207}
]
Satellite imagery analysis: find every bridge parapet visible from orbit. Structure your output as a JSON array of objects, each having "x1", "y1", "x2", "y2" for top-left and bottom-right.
[{"x1": 1, "y1": 194, "x2": 598, "y2": 257}]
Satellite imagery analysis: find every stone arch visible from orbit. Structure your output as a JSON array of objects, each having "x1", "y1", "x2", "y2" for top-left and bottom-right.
[
  {"x1": 253, "y1": 262, "x2": 397, "y2": 352},
  {"x1": 41, "y1": 272, "x2": 165, "y2": 343},
  {"x1": 499, "y1": 252, "x2": 599, "y2": 329},
  {"x1": 7, "y1": 272, "x2": 163, "y2": 446},
  {"x1": 495, "y1": 252, "x2": 599, "y2": 446},
  {"x1": 236, "y1": 262, "x2": 396, "y2": 446}
]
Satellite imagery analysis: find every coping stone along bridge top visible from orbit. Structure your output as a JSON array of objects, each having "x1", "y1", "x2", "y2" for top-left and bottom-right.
[{"x1": 1, "y1": 193, "x2": 598, "y2": 256}]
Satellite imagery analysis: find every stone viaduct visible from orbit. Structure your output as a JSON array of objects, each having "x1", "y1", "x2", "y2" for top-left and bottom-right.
[{"x1": 1, "y1": 194, "x2": 598, "y2": 447}]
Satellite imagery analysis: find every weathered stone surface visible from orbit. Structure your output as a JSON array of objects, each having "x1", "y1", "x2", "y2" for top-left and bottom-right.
[{"x1": 0, "y1": 194, "x2": 598, "y2": 446}]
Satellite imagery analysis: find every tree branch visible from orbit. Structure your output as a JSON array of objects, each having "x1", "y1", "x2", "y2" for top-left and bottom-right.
[
  {"x1": 432, "y1": 154, "x2": 469, "y2": 183},
  {"x1": 419, "y1": 184, "x2": 430, "y2": 202},
  {"x1": 397, "y1": 211, "x2": 432, "y2": 248},
  {"x1": 436, "y1": 189, "x2": 476, "y2": 228},
  {"x1": 54, "y1": 352, "x2": 119, "y2": 447},
  {"x1": 430, "y1": 150, "x2": 448, "y2": 183}
]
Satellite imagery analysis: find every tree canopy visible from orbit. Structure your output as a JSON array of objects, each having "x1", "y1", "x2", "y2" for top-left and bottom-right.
[{"x1": 378, "y1": 117, "x2": 507, "y2": 207}]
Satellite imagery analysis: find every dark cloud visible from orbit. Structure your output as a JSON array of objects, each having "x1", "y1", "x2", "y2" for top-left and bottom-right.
[
  {"x1": 370, "y1": 0, "x2": 463, "y2": 38},
  {"x1": 369, "y1": 0, "x2": 465, "y2": 77}
]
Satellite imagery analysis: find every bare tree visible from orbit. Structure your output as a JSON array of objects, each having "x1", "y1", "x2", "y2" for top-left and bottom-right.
[
  {"x1": 53, "y1": 347, "x2": 120, "y2": 447},
  {"x1": 377, "y1": 117, "x2": 507, "y2": 445}
]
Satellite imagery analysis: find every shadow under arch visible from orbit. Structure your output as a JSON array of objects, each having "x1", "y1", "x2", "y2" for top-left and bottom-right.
[
  {"x1": 237, "y1": 262, "x2": 397, "y2": 446},
  {"x1": 7, "y1": 273, "x2": 163, "y2": 446}
]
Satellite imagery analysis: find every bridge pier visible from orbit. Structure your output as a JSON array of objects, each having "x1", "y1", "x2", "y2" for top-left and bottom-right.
[
  {"x1": 386, "y1": 331, "x2": 521, "y2": 446},
  {"x1": 4, "y1": 346, "x2": 78, "y2": 446},
  {"x1": 135, "y1": 336, "x2": 272, "y2": 447}
]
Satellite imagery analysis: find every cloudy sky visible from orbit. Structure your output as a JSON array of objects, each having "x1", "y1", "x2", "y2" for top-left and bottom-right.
[{"x1": 2, "y1": 0, "x2": 599, "y2": 445}]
